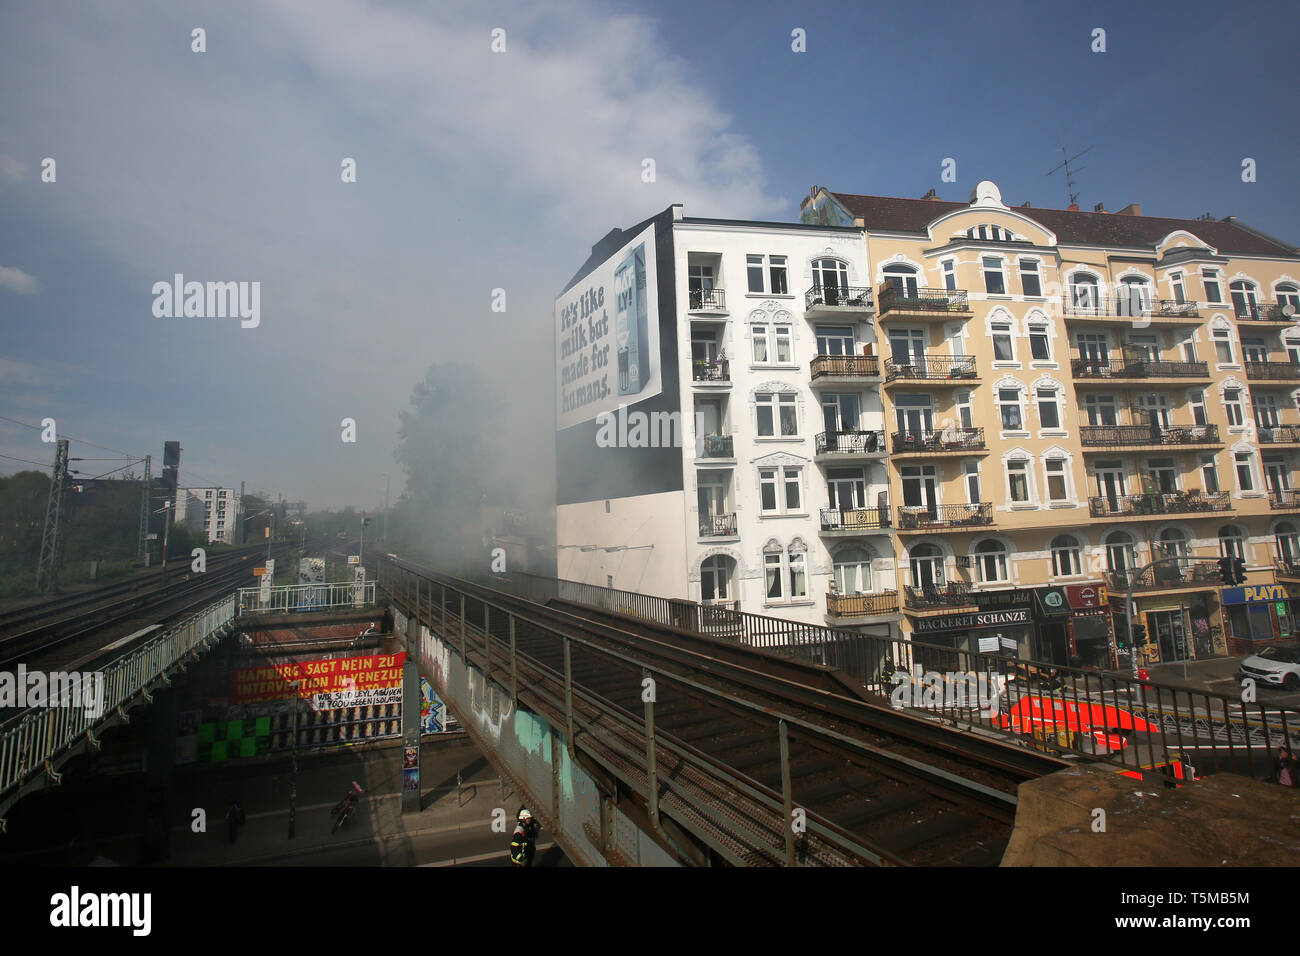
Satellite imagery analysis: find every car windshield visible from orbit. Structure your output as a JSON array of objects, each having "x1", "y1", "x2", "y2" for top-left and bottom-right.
[{"x1": 1258, "y1": 646, "x2": 1300, "y2": 663}]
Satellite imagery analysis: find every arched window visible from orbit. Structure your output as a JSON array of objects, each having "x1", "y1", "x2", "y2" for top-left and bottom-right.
[
  {"x1": 1105, "y1": 531, "x2": 1135, "y2": 573},
  {"x1": 1230, "y1": 280, "x2": 1260, "y2": 319},
  {"x1": 1277, "y1": 522, "x2": 1300, "y2": 565},
  {"x1": 1157, "y1": 528, "x2": 1189, "y2": 558},
  {"x1": 1218, "y1": 525, "x2": 1246, "y2": 562},
  {"x1": 1117, "y1": 276, "x2": 1152, "y2": 317},
  {"x1": 700, "y1": 555, "x2": 734, "y2": 602},
  {"x1": 833, "y1": 547, "x2": 872, "y2": 596},
  {"x1": 1070, "y1": 272, "x2": 1101, "y2": 313},
  {"x1": 974, "y1": 539, "x2": 1008, "y2": 583},
  {"x1": 909, "y1": 543, "x2": 945, "y2": 591},
  {"x1": 812, "y1": 258, "x2": 848, "y2": 295},
  {"x1": 1050, "y1": 534, "x2": 1082, "y2": 576},
  {"x1": 1277, "y1": 284, "x2": 1300, "y2": 316},
  {"x1": 882, "y1": 263, "x2": 919, "y2": 298}
]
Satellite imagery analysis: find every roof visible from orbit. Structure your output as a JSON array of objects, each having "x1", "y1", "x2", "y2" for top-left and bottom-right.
[{"x1": 826, "y1": 191, "x2": 1300, "y2": 259}]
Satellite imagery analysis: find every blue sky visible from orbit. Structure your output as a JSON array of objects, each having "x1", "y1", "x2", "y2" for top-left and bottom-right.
[{"x1": 0, "y1": 0, "x2": 1296, "y2": 508}]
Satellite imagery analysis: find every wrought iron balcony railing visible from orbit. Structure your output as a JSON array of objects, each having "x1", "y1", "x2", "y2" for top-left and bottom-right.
[
  {"x1": 697, "y1": 434, "x2": 734, "y2": 459},
  {"x1": 1088, "y1": 490, "x2": 1231, "y2": 518},
  {"x1": 903, "y1": 581, "x2": 975, "y2": 610},
  {"x1": 898, "y1": 502, "x2": 993, "y2": 530},
  {"x1": 698, "y1": 513, "x2": 737, "y2": 537},
  {"x1": 1070, "y1": 355, "x2": 1210, "y2": 379},
  {"x1": 890, "y1": 427, "x2": 986, "y2": 453},
  {"x1": 1106, "y1": 560, "x2": 1222, "y2": 593},
  {"x1": 687, "y1": 287, "x2": 726, "y2": 311},
  {"x1": 820, "y1": 506, "x2": 891, "y2": 532},
  {"x1": 1062, "y1": 294, "x2": 1201, "y2": 319},
  {"x1": 1274, "y1": 557, "x2": 1300, "y2": 578},
  {"x1": 877, "y1": 284, "x2": 970, "y2": 315},
  {"x1": 827, "y1": 590, "x2": 900, "y2": 618},
  {"x1": 810, "y1": 354, "x2": 880, "y2": 379},
  {"x1": 1078, "y1": 423, "x2": 1220, "y2": 448},
  {"x1": 805, "y1": 285, "x2": 872, "y2": 310},
  {"x1": 692, "y1": 359, "x2": 730, "y2": 382},
  {"x1": 1245, "y1": 361, "x2": 1300, "y2": 381},
  {"x1": 1270, "y1": 490, "x2": 1300, "y2": 511},
  {"x1": 815, "y1": 430, "x2": 885, "y2": 455},
  {"x1": 1258, "y1": 425, "x2": 1300, "y2": 444},
  {"x1": 1234, "y1": 300, "x2": 1295, "y2": 322},
  {"x1": 884, "y1": 355, "x2": 978, "y2": 382}
]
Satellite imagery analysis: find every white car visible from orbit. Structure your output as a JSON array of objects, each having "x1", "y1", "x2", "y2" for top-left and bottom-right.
[{"x1": 1238, "y1": 645, "x2": 1300, "y2": 691}]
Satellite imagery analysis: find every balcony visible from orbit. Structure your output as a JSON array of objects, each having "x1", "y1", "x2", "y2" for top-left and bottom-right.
[
  {"x1": 876, "y1": 284, "x2": 972, "y2": 321},
  {"x1": 1088, "y1": 490, "x2": 1231, "y2": 519},
  {"x1": 1270, "y1": 490, "x2": 1300, "y2": 512},
  {"x1": 1258, "y1": 425, "x2": 1300, "y2": 446},
  {"x1": 698, "y1": 513, "x2": 737, "y2": 538},
  {"x1": 1070, "y1": 355, "x2": 1211, "y2": 383},
  {"x1": 1233, "y1": 300, "x2": 1296, "y2": 324},
  {"x1": 695, "y1": 434, "x2": 734, "y2": 462},
  {"x1": 1106, "y1": 560, "x2": 1222, "y2": 594},
  {"x1": 691, "y1": 359, "x2": 730, "y2": 385},
  {"x1": 1062, "y1": 294, "x2": 1201, "y2": 323},
  {"x1": 804, "y1": 285, "x2": 873, "y2": 317},
  {"x1": 897, "y1": 502, "x2": 993, "y2": 531},
  {"x1": 883, "y1": 355, "x2": 978, "y2": 385},
  {"x1": 904, "y1": 582, "x2": 976, "y2": 612},
  {"x1": 1274, "y1": 558, "x2": 1300, "y2": 580},
  {"x1": 809, "y1": 353, "x2": 881, "y2": 383},
  {"x1": 890, "y1": 427, "x2": 986, "y2": 455},
  {"x1": 687, "y1": 287, "x2": 727, "y2": 314},
  {"x1": 814, "y1": 429, "x2": 886, "y2": 458},
  {"x1": 1078, "y1": 423, "x2": 1221, "y2": 450},
  {"x1": 820, "y1": 506, "x2": 891, "y2": 533},
  {"x1": 827, "y1": 590, "x2": 900, "y2": 620},
  {"x1": 1245, "y1": 361, "x2": 1300, "y2": 384}
]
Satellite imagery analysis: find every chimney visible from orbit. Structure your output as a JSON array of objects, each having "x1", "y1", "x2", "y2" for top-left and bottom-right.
[
  {"x1": 921, "y1": 188, "x2": 937, "y2": 200},
  {"x1": 1094, "y1": 202, "x2": 1106, "y2": 213},
  {"x1": 1068, "y1": 203, "x2": 1080, "y2": 212},
  {"x1": 1020, "y1": 201, "x2": 1031, "y2": 207},
  {"x1": 671, "y1": 204, "x2": 684, "y2": 221},
  {"x1": 1117, "y1": 202, "x2": 1141, "y2": 216}
]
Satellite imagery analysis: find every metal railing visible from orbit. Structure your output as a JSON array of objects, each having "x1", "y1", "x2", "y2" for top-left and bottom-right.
[
  {"x1": 692, "y1": 359, "x2": 730, "y2": 383},
  {"x1": 697, "y1": 434, "x2": 734, "y2": 459},
  {"x1": 815, "y1": 430, "x2": 885, "y2": 455},
  {"x1": 1258, "y1": 425, "x2": 1300, "y2": 444},
  {"x1": 1270, "y1": 490, "x2": 1300, "y2": 511},
  {"x1": 1071, "y1": 355, "x2": 1210, "y2": 379},
  {"x1": 827, "y1": 590, "x2": 899, "y2": 618},
  {"x1": 1274, "y1": 557, "x2": 1300, "y2": 578},
  {"x1": 1079, "y1": 423, "x2": 1220, "y2": 448},
  {"x1": 699, "y1": 513, "x2": 737, "y2": 537},
  {"x1": 1106, "y1": 559, "x2": 1222, "y2": 593},
  {"x1": 1062, "y1": 294, "x2": 1201, "y2": 319},
  {"x1": 810, "y1": 354, "x2": 880, "y2": 379},
  {"x1": 820, "y1": 507, "x2": 891, "y2": 532},
  {"x1": 237, "y1": 581, "x2": 376, "y2": 614},
  {"x1": 884, "y1": 355, "x2": 978, "y2": 381},
  {"x1": 1245, "y1": 361, "x2": 1300, "y2": 381},
  {"x1": 891, "y1": 427, "x2": 985, "y2": 453},
  {"x1": 805, "y1": 285, "x2": 873, "y2": 310},
  {"x1": 1, "y1": 593, "x2": 236, "y2": 804},
  {"x1": 688, "y1": 287, "x2": 726, "y2": 311},
  {"x1": 1088, "y1": 490, "x2": 1232, "y2": 518},
  {"x1": 1234, "y1": 300, "x2": 1293, "y2": 322},
  {"x1": 897, "y1": 502, "x2": 993, "y2": 530},
  {"x1": 877, "y1": 284, "x2": 970, "y2": 315},
  {"x1": 486, "y1": 565, "x2": 1300, "y2": 779}
]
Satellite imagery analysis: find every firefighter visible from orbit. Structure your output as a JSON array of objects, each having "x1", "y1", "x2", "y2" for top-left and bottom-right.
[{"x1": 509, "y1": 808, "x2": 540, "y2": 867}]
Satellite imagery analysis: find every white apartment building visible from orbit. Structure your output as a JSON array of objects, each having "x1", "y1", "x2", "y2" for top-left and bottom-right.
[
  {"x1": 175, "y1": 486, "x2": 239, "y2": 544},
  {"x1": 556, "y1": 206, "x2": 898, "y2": 638}
]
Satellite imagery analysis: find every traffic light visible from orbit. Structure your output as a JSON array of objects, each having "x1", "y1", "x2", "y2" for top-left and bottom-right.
[
  {"x1": 1218, "y1": 556, "x2": 1234, "y2": 585},
  {"x1": 1131, "y1": 623, "x2": 1148, "y2": 646},
  {"x1": 1232, "y1": 557, "x2": 1247, "y2": 586}
]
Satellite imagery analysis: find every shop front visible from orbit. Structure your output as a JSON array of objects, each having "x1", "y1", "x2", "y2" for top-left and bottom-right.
[
  {"x1": 908, "y1": 586, "x2": 1071, "y2": 667},
  {"x1": 1222, "y1": 583, "x2": 1296, "y2": 655},
  {"x1": 1117, "y1": 591, "x2": 1223, "y2": 666},
  {"x1": 1064, "y1": 583, "x2": 1114, "y2": 670}
]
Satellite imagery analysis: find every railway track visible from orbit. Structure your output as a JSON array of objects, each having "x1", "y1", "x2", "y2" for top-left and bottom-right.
[{"x1": 383, "y1": 558, "x2": 1067, "y2": 866}]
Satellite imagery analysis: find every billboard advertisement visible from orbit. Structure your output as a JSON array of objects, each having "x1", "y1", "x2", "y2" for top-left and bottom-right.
[
  {"x1": 229, "y1": 652, "x2": 405, "y2": 707},
  {"x1": 556, "y1": 221, "x2": 661, "y2": 431}
]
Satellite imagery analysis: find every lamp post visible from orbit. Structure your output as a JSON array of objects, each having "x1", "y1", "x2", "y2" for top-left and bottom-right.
[{"x1": 288, "y1": 679, "x2": 301, "y2": 838}]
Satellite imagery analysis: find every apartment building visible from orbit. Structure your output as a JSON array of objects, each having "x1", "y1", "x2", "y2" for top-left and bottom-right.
[
  {"x1": 555, "y1": 205, "x2": 899, "y2": 638},
  {"x1": 175, "y1": 486, "x2": 239, "y2": 544},
  {"x1": 802, "y1": 181, "x2": 1300, "y2": 667}
]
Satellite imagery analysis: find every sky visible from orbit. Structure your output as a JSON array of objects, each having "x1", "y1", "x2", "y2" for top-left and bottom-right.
[{"x1": 1, "y1": 0, "x2": 1297, "y2": 510}]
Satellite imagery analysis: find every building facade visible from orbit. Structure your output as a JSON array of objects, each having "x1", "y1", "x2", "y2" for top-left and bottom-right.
[
  {"x1": 175, "y1": 486, "x2": 239, "y2": 544},
  {"x1": 803, "y1": 180, "x2": 1300, "y2": 666}
]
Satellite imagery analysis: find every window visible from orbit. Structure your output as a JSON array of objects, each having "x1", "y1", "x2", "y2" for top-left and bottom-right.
[
  {"x1": 910, "y1": 543, "x2": 945, "y2": 590},
  {"x1": 1170, "y1": 271, "x2": 1186, "y2": 305},
  {"x1": 689, "y1": 263, "x2": 715, "y2": 296},
  {"x1": 1126, "y1": 334, "x2": 1159, "y2": 363},
  {"x1": 1277, "y1": 522, "x2": 1300, "y2": 564},
  {"x1": 764, "y1": 546, "x2": 807, "y2": 602},
  {"x1": 834, "y1": 548, "x2": 872, "y2": 595},
  {"x1": 1212, "y1": 328, "x2": 1234, "y2": 365},
  {"x1": 1235, "y1": 452, "x2": 1255, "y2": 492},
  {"x1": 888, "y1": 328, "x2": 927, "y2": 364},
  {"x1": 701, "y1": 555, "x2": 733, "y2": 600},
  {"x1": 955, "y1": 391, "x2": 974, "y2": 429},
  {"x1": 816, "y1": 326, "x2": 854, "y2": 355},
  {"x1": 1181, "y1": 336, "x2": 1198, "y2": 363},
  {"x1": 1007, "y1": 458, "x2": 1032, "y2": 503},
  {"x1": 1224, "y1": 388, "x2": 1245, "y2": 427},
  {"x1": 1070, "y1": 274, "x2": 1100, "y2": 312},
  {"x1": 1157, "y1": 528, "x2": 1188, "y2": 558},
  {"x1": 963, "y1": 461, "x2": 981, "y2": 503},
  {"x1": 1189, "y1": 390, "x2": 1207, "y2": 426},
  {"x1": 1076, "y1": 332, "x2": 1109, "y2": 366},
  {"x1": 759, "y1": 466, "x2": 802, "y2": 514},
  {"x1": 1146, "y1": 457, "x2": 1177, "y2": 493},
  {"x1": 1230, "y1": 280, "x2": 1259, "y2": 319},
  {"x1": 748, "y1": 254, "x2": 788, "y2": 295},
  {"x1": 1028, "y1": 325, "x2": 1051, "y2": 361},
  {"x1": 1051, "y1": 535, "x2": 1082, "y2": 576},
  {"x1": 1036, "y1": 387, "x2": 1061, "y2": 429},
  {"x1": 992, "y1": 322, "x2": 1014, "y2": 361},
  {"x1": 1020, "y1": 259, "x2": 1042, "y2": 297},
  {"x1": 1117, "y1": 277, "x2": 1152, "y2": 317},
  {"x1": 998, "y1": 387, "x2": 1024, "y2": 430},
  {"x1": 751, "y1": 324, "x2": 792, "y2": 364},
  {"x1": 1045, "y1": 458, "x2": 1069, "y2": 501},
  {"x1": 982, "y1": 257, "x2": 1006, "y2": 295},
  {"x1": 1200, "y1": 454, "x2": 1220, "y2": 493},
  {"x1": 1255, "y1": 393, "x2": 1280, "y2": 429},
  {"x1": 821, "y1": 393, "x2": 860, "y2": 433},
  {"x1": 882, "y1": 264, "x2": 918, "y2": 298},
  {"x1": 769, "y1": 256, "x2": 788, "y2": 294},
  {"x1": 974, "y1": 539, "x2": 1009, "y2": 583},
  {"x1": 756, "y1": 392, "x2": 798, "y2": 437},
  {"x1": 1243, "y1": 336, "x2": 1268, "y2": 364},
  {"x1": 1219, "y1": 526, "x2": 1246, "y2": 562},
  {"x1": 814, "y1": 258, "x2": 850, "y2": 295},
  {"x1": 942, "y1": 260, "x2": 956, "y2": 291},
  {"x1": 1202, "y1": 269, "x2": 1222, "y2": 304},
  {"x1": 1278, "y1": 284, "x2": 1300, "y2": 314},
  {"x1": 1136, "y1": 393, "x2": 1171, "y2": 430},
  {"x1": 1105, "y1": 531, "x2": 1136, "y2": 573},
  {"x1": 788, "y1": 548, "x2": 807, "y2": 599},
  {"x1": 747, "y1": 255, "x2": 764, "y2": 293}
]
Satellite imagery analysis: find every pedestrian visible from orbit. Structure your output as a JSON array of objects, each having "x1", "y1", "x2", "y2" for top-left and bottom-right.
[
  {"x1": 1273, "y1": 745, "x2": 1299, "y2": 787},
  {"x1": 509, "y1": 808, "x2": 540, "y2": 867}
]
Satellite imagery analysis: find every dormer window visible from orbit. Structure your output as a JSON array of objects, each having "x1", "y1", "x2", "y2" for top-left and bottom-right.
[{"x1": 966, "y1": 224, "x2": 1017, "y2": 242}]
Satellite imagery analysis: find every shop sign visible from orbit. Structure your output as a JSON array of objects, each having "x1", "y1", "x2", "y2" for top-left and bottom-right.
[
  {"x1": 1034, "y1": 586, "x2": 1071, "y2": 618},
  {"x1": 914, "y1": 608, "x2": 1031, "y2": 632},
  {"x1": 1065, "y1": 583, "x2": 1108, "y2": 609},
  {"x1": 971, "y1": 589, "x2": 1034, "y2": 611},
  {"x1": 1221, "y1": 584, "x2": 1288, "y2": 605}
]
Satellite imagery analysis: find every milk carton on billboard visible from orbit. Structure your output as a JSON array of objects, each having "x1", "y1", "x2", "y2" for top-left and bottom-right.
[{"x1": 614, "y1": 242, "x2": 649, "y2": 396}]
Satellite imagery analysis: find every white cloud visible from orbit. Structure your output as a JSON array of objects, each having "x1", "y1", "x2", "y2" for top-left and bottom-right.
[{"x1": 0, "y1": 266, "x2": 39, "y2": 294}]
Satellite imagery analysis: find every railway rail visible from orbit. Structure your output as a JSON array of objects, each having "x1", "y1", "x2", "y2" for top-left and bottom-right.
[{"x1": 382, "y1": 556, "x2": 1068, "y2": 866}]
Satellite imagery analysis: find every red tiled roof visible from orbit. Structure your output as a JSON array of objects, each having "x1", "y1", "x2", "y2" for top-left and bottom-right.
[{"x1": 828, "y1": 191, "x2": 1298, "y2": 258}]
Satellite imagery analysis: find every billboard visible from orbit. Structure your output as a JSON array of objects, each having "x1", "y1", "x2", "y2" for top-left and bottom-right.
[
  {"x1": 556, "y1": 221, "x2": 661, "y2": 431},
  {"x1": 229, "y1": 652, "x2": 405, "y2": 706}
]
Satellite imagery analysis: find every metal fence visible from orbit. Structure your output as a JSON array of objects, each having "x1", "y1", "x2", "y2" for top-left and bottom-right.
[
  {"x1": 237, "y1": 581, "x2": 376, "y2": 614},
  {"x1": 1, "y1": 593, "x2": 236, "y2": 806}
]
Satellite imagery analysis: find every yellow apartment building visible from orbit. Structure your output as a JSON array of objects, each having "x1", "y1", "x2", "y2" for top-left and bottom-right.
[{"x1": 802, "y1": 181, "x2": 1300, "y2": 670}]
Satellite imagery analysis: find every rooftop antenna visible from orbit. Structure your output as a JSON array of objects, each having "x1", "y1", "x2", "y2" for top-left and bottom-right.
[{"x1": 1045, "y1": 144, "x2": 1093, "y2": 208}]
